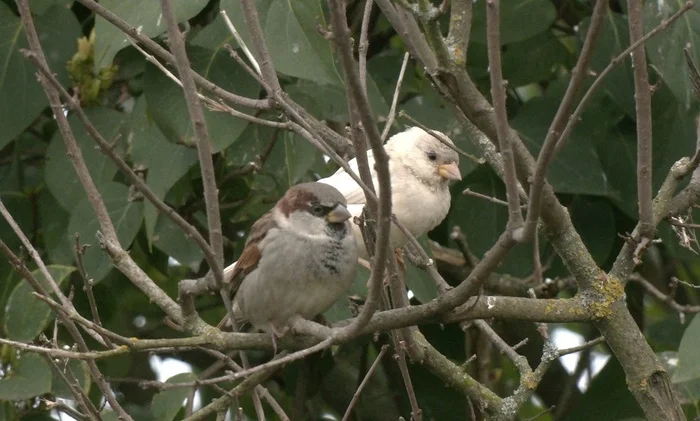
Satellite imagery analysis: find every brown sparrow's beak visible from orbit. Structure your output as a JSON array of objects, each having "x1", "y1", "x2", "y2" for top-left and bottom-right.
[
  {"x1": 326, "y1": 204, "x2": 352, "y2": 223},
  {"x1": 438, "y1": 162, "x2": 462, "y2": 181}
]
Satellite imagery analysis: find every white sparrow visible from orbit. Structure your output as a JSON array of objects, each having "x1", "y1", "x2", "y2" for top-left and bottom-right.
[
  {"x1": 221, "y1": 182, "x2": 358, "y2": 336},
  {"x1": 318, "y1": 127, "x2": 461, "y2": 259}
]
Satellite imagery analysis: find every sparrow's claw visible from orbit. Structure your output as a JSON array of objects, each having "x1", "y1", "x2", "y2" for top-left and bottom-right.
[
  {"x1": 268, "y1": 324, "x2": 290, "y2": 355},
  {"x1": 394, "y1": 248, "x2": 406, "y2": 273}
]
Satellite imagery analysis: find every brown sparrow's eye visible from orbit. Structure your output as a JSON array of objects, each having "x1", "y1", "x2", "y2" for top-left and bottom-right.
[
  {"x1": 427, "y1": 151, "x2": 437, "y2": 161},
  {"x1": 310, "y1": 204, "x2": 326, "y2": 216}
]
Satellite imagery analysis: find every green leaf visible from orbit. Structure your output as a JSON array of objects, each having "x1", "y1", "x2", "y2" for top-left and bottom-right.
[
  {"x1": 470, "y1": 0, "x2": 557, "y2": 45},
  {"x1": 29, "y1": 0, "x2": 73, "y2": 15},
  {"x1": 594, "y1": 124, "x2": 636, "y2": 216},
  {"x1": 673, "y1": 315, "x2": 700, "y2": 383},
  {"x1": 152, "y1": 215, "x2": 203, "y2": 272},
  {"x1": 143, "y1": 45, "x2": 259, "y2": 153},
  {"x1": 569, "y1": 198, "x2": 615, "y2": 265},
  {"x1": 282, "y1": 131, "x2": 319, "y2": 188},
  {"x1": 93, "y1": 0, "x2": 208, "y2": 71},
  {"x1": 0, "y1": 3, "x2": 80, "y2": 150},
  {"x1": 4, "y1": 265, "x2": 76, "y2": 342},
  {"x1": 511, "y1": 93, "x2": 610, "y2": 196},
  {"x1": 129, "y1": 99, "x2": 197, "y2": 243},
  {"x1": 67, "y1": 182, "x2": 144, "y2": 283},
  {"x1": 151, "y1": 372, "x2": 198, "y2": 421},
  {"x1": 44, "y1": 108, "x2": 128, "y2": 212},
  {"x1": 38, "y1": 190, "x2": 74, "y2": 265},
  {"x1": 404, "y1": 237, "x2": 437, "y2": 303},
  {"x1": 0, "y1": 353, "x2": 52, "y2": 400},
  {"x1": 447, "y1": 167, "x2": 537, "y2": 277},
  {"x1": 263, "y1": 0, "x2": 341, "y2": 85},
  {"x1": 51, "y1": 358, "x2": 91, "y2": 399},
  {"x1": 644, "y1": 1, "x2": 700, "y2": 109},
  {"x1": 502, "y1": 31, "x2": 573, "y2": 86},
  {"x1": 564, "y1": 358, "x2": 643, "y2": 421},
  {"x1": 0, "y1": 193, "x2": 33, "y2": 251}
]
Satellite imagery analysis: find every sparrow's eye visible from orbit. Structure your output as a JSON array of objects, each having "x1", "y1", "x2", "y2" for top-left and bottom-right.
[
  {"x1": 310, "y1": 204, "x2": 326, "y2": 216},
  {"x1": 427, "y1": 151, "x2": 437, "y2": 161}
]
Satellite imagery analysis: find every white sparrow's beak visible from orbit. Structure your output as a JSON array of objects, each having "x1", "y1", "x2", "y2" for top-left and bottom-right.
[
  {"x1": 438, "y1": 162, "x2": 462, "y2": 181},
  {"x1": 326, "y1": 204, "x2": 352, "y2": 223}
]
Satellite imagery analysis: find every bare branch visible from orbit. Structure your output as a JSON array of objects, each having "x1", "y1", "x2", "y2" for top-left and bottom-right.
[
  {"x1": 627, "y1": 0, "x2": 655, "y2": 240},
  {"x1": 328, "y1": 0, "x2": 393, "y2": 338}
]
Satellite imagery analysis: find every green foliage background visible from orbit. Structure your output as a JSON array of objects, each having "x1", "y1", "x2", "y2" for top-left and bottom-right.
[{"x1": 1, "y1": 0, "x2": 700, "y2": 419}]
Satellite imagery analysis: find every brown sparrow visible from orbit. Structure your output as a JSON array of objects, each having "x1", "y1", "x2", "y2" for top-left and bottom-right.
[
  {"x1": 221, "y1": 182, "x2": 358, "y2": 337},
  {"x1": 318, "y1": 127, "x2": 461, "y2": 259}
]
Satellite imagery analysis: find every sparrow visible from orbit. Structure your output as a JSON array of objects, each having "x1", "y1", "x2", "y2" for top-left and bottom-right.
[
  {"x1": 221, "y1": 182, "x2": 358, "y2": 338},
  {"x1": 318, "y1": 127, "x2": 461, "y2": 259}
]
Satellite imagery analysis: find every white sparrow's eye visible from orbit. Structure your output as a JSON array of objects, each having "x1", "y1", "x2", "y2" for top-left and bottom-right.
[
  {"x1": 310, "y1": 204, "x2": 326, "y2": 216},
  {"x1": 427, "y1": 151, "x2": 437, "y2": 161}
]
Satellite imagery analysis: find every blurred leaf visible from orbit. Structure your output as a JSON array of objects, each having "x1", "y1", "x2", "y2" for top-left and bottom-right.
[
  {"x1": 93, "y1": 0, "x2": 208, "y2": 71},
  {"x1": 129, "y1": 99, "x2": 197, "y2": 243},
  {"x1": 29, "y1": 0, "x2": 73, "y2": 15},
  {"x1": 264, "y1": 0, "x2": 341, "y2": 85},
  {"x1": 594, "y1": 124, "x2": 637, "y2": 216},
  {"x1": 44, "y1": 108, "x2": 128, "y2": 212},
  {"x1": 0, "y1": 193, "x2": 33, "y2": 251},
  {"x1": 0, "y1": 353, "x2": 52, "y2": 400},
  {"x1": 564, "y1": 358, "x2": 643, "y2": 421},
  {"x1": 448, "y1": 166, "x2": 536, "y2": 277},
  {"x1": 580, "y1": 11, "x2": 636, "y2": 118},
  {"x1": 51, "y1": 358, "x2": 91, "y2": 399},
  {"x1": 512, "y1": 94, "x2": 610, "y2": 196},
  {"x1": 569, "y1": 198, "x2": 615, "y2": 265},
  {"x1": 405, "y1": 237, "x2": 437, "y2": 303},
  {"x1": 282, "y1": 130, "x2": 319, "y2": 188},
  {"x1": 143, "y1": 45, "x2": 259, "y2": 153},
  {"x1": 39, "y1": 190, "x2": 74, "y2": 265},
  {"x1": 4, "y1": 265, "x2": 75, "y2": 341},
  {"x1": 470, "y1": 0, "x2": 557, "y2": 45},
  {"x1": 673, "y1": 314, "x2": 700, "y2": 383},
  {"x1": 152, "y1": 215, "x2": 203, "y2": 272},
  {"x1": 644, "y1": 1, "x2": 700, "y2": 109},
  {"x1": 151, "y1": 372, "x2": 198, "y2": 421},
  {"x1": 221, "y1": 0, "x2": 340, "y2": 85},
  {"x1": 0, "y1": 3, "x2": 80, "y2": 150},
  {"x1": 67, "y1": 182, "x2": 144, "y2": 283},
  {"x1": 502, "y1": 31, "x2": 573, "y2": 86}
]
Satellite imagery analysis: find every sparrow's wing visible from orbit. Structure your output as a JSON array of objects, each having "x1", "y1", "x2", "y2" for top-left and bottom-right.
[
  {"x1": 218, "y1": 211, "x2": 276, "y2": 330},
  {"x1": 318, "y1": 150, "x2": 376, "y2": 205},
  {"x1": 224, "y1": 211, "x2": 275, "y2": 299}
]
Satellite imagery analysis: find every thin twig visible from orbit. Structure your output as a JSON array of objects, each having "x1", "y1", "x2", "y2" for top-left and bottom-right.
[
  {"x1": 557, "y1": 336, "x2": 605, "y2": 356},
  {"x1": 381, "y1": 52, "x2": 410, "y2": 140},
  {"x1": 342, "y1": 345, "x2": 389, "y2": 421},
  {"x1": 220, "y1": 10, "x2": 261, "y2": 76},
  {"x1": 74, "y1": 233, "x2": 114, "y2": 348}
]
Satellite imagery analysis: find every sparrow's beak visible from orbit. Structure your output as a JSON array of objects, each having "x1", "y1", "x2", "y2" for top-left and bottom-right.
[
  {"x1": 438, "y1": 162, "x2": 462, "y2": 180},
  {"x1": 326, "y1": 204, "x2": 352, "y2": 223}
]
